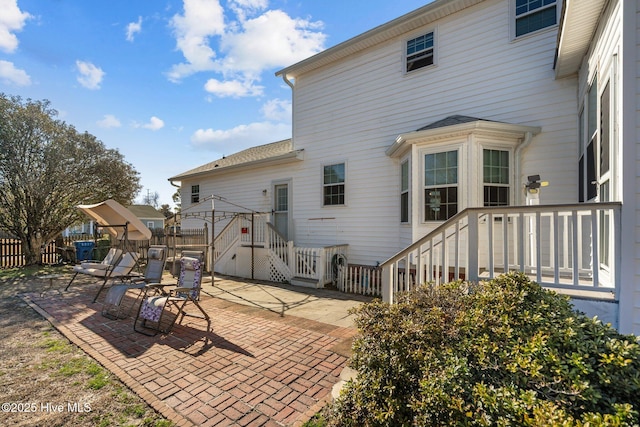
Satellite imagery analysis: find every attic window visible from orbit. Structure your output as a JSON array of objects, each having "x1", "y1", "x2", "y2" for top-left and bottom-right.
[
  {"x1": 515, "y1": 0, "x2": 557, "y2": 37},
  {"x1": 406, "y1": 32, "x2": 434, "y2": 72}
]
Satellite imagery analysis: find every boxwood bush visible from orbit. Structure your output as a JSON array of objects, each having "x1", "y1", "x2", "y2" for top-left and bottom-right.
[{"x1": 327, "y1": 272, "x2": 639, "y2": 426}]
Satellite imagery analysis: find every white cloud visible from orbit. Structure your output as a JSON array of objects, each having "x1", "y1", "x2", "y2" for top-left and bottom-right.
[
  {"x1": 0, "y1": 60, "x2": 30, "y2": 86},
  {"x1": 191, "y1": 121, "x2": 290, "y2": 151},
  {"x1": 219, "y1": 10, "x2": 325, "y2": 76},
  {"x1": 0, "y1": 0, "x2": 32, "y2": 53},
  {"x1": 142, "y1": 116, "x2": 165, "y2": 131},
  {"x1": 204, "y1": 77, "x2": 263, "y2": 98},
  {"x1": 167, "y1": 0, "x2": 325, "y2": 98},
  {"x1": 228, "y1": 0, "x2": 267, "y2": 21},
  {"x1": 261, "y1": 98, "x2": 291, "y2": 122},
  {"x1": 126, "y1": 16, "x2": 142, "y2": 42},
  {"x1": 167, "y1": 0, "x2": 225, "y2": 81},
  {"x1": 97, "y1": 114, "x2": 121, "y2": 128},
  {"x1": 76, "y1": 60, "x2": 104, "y2": 90}
]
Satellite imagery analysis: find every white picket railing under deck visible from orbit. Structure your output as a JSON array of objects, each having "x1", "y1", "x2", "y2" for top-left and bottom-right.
[{"x1": 381, "y1": 203, "x2": 622, "y2": 304}]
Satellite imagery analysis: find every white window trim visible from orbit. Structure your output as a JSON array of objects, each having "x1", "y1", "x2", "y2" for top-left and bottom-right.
[
  {"x1": 403, "y1": 28, "x2": 437, "y2": 75},
  {"x1": 321, "y1": 161, "x2": 347, "y2": 207},
  {"x1": 480, "y1": 146, "x2": 514, "y2": 207},
  {"x1": 510, "y1": 0, "x2": 560, "y2": 41},
  {"x1": 420, "y1": 144, "x2": 464, "y2": 223}
]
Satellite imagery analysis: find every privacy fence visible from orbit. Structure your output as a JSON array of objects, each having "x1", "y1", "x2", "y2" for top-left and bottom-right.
[{"x1": 0, "y1": 229, "x2": 207, "y2": 269}]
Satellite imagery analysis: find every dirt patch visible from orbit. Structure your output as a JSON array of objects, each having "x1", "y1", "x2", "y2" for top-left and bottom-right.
[{"x1": 0, "y1": 266, "x2": 172, "y2": 427}]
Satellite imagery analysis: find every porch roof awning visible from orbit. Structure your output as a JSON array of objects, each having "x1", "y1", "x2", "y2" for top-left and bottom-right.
[
  {"x1": 386, "y1": 115, "x2": 541, "y2": 158},
  {"x1": 77, "y1": 199, "x2": 152, "y2": 241},
  {"x1": 554, "y1": 0, "x2": 608, "y2": 79}
]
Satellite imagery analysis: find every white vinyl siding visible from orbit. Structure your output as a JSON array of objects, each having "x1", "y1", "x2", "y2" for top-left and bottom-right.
[{"x1": 290, "y1": 0, "x2": 574, "y2": 264}]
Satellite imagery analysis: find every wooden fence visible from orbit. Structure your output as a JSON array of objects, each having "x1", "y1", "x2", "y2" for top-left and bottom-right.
[{"x1": 0, "y1": 228, "x2": 208, "y2": 269}]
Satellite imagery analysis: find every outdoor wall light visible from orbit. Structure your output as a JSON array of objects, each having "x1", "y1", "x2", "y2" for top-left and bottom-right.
[{"x1": 262, "y1": 189, "x2": 267, "y2": 196}]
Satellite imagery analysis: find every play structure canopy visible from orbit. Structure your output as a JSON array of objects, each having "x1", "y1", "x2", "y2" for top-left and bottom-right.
[{"x1": 77, "y1": 199, "x2": 152, "y2": 241}]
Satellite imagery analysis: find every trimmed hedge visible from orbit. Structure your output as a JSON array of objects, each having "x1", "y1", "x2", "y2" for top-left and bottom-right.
[{"x1": 327, "y1": 272, "x2": 640, "y2": 426}]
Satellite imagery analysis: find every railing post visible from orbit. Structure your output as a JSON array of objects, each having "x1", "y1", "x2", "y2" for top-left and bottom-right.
[
  {"x1": 382, "y1": 263, "x2": 394, "y2": 304},
  {"x1": 467, "y1": 211, "x2": 479, "y2": 282}
]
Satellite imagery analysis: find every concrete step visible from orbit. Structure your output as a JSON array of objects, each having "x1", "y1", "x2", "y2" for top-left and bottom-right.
[{"x1": 290, "y1": 276, "x2": 322, "y2": 288}]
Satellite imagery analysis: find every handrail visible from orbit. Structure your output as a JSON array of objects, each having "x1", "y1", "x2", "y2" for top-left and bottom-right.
[
  {"x1": 380, "y1": 202, "x2": 622, "y2": 267},
  {"x1": 381, "y1": 202, "x2": 622, "y2": 304}
]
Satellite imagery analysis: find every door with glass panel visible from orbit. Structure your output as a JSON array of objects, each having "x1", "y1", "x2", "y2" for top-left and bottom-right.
[{"x1": 273, "y1": 183, "x2": 289, "y2": 239}]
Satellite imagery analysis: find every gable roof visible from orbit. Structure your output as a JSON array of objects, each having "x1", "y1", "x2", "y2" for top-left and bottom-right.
[
  {"x1": 127, "y1": 205, "x2": 165, "y2": 220},
  {"x1": 276, "y1": 0, "x2": 484, "y2": 79},
  {"x1": 169, "y1": 139, "x2": 303, "y2": 182}
]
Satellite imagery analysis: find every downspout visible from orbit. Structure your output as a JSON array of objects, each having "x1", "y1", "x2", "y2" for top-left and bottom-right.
[
  {"x1": 281, "y1": 74, "x2": 295, "y2": 147},
  {"x1": 514, "y1": 131, "x2": 534, "y2": 205}
]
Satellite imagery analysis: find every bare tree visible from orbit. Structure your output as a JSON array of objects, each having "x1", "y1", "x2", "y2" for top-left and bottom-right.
[{"x1": 0, "y1": 94, "x2": 141, "y2": 265}]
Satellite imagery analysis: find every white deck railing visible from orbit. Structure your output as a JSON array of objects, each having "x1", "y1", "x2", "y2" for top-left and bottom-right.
[{"x1": 380, "y1": 203, "x2": 622, "y2": 303}]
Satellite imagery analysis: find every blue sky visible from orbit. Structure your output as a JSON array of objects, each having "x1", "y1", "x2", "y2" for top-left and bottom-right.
[{"x1": 0, "y1": 0, "x2": 429, "y2": 210}]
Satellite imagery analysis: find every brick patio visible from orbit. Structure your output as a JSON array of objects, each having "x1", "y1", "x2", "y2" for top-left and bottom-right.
[{"x1": 22, "y1": 279, "x2": 358, "y2": 426}]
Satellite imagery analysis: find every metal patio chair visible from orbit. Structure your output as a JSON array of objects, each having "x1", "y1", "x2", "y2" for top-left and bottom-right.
[{"x1": 133, "y1": 256, "x2": 210, "y2": 336}]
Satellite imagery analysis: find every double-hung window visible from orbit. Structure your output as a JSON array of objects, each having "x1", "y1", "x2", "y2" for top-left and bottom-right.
[
  {"x1": 190, "y1": 184, "x2": 200, "y2": 204},
  {"x1": 515, "y1": 0, "x2": 557, "y2": 37},
  {"x1": 400, "y1": 160, "x2": 409, "y2": 223},
  {"x1": 483, "y1": 149, "x2": 510, "y2": 206},
  {"x1": 424, "y1": 150, "x2": 458, "y2": 221},
  {"x1": 323, "y1": 163, "x2": 345, "y2": 206},
  {"x1": 406, "y1": 32, "x2": 434, "y2": 72}
]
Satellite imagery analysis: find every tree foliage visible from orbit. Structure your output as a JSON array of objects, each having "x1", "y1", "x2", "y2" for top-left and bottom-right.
[
  {"x1": 0, "y1": 94, "x2": 141, "y2": 264},
  {"x1": 327, "y1": 272, "x2": 640, "y2": 426}
]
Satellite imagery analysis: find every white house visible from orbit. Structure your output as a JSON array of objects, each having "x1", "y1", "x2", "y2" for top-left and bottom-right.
[{"x1": 170, "y1": 0, "x2": 640, "y2": 335}]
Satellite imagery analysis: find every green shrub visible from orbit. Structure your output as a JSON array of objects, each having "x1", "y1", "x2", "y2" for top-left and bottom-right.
[{"x1": 327, "y1": 272, "x2": 640, "y2": 426}]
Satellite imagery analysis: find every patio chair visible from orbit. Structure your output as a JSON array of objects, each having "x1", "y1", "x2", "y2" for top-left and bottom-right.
[
  {"x1": 102, "y1": 245, "x2": 168, "y2": 319},
  {"x1": 65, "y1": 251, "x2": 140, "y2": 303},
  {"x1": 65, "y1": 247, "x2": 123, "y2": 289},
  {"x1": 134, "y1": 256, "x2": 210, "y2": 336}
]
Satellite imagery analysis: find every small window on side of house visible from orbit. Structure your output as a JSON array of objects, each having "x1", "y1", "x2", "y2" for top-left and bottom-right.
[
  {"x1": 406, "y1": 32, "x2": 434, "y2": 73},
  {"x1": 323, "y1": 163, "x2": 345, "y2": 206},
  {"x1": 191, "y1": 185, "x2": 200, "y2": 204},
  {"x1": 401, "y1": 160, "x2": 409, "y2": 223},
  {"x1": 515, "y1": 0, "x2": 557, "y2": 37}
]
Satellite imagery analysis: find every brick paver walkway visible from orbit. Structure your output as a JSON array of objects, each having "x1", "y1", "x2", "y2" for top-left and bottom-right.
[{"x1": 23, "y1": 281, "x2": 357, "y2": 426}]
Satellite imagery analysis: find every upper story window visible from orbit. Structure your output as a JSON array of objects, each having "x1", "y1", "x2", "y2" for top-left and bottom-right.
[
  {"x1": 515, "y1": 0, "x2": 557, "y2": 37},
  {"x1": 190, "y1": 184, "x2": 200, "y2": 204},
  {"x1": 323, "y1": 163, "x2": 345, "y2": 206},
  {"x1": 424, "y1": 150, "x2": 458, "y2": 221},
  {"x1": 483, "y1": 149, "x2": 510, "y2": 206},
  {"x1": 406, "y1": 32, "x2": 434, "y2": 72}
]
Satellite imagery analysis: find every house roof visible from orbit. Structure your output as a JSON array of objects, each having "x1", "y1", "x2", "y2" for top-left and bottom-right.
[
  {"x1": 276, "y1": 0, "x2": 483, "y2": 79},
  {"x1": 127, "y1": 205, "x2": 165, "y2": 220},
  {"x1": 169, "y1": 139, "x2": 303, "y2": 182},
  {"x1": 554, "y1": 0, "x2": 608, "y2": 78},
  {"x1": 416, "y1": 115, "x2": 492, "y2": 131},
  {"x1": 386, "y1": 115, "x2": 541, "y2": 158}
]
